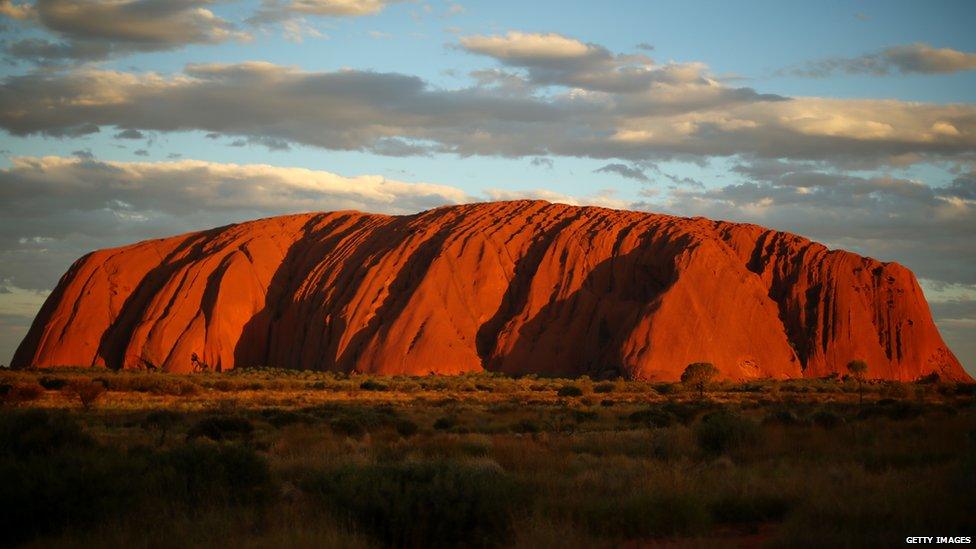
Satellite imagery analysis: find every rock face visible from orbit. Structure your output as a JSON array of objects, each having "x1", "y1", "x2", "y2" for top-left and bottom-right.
[{"x1": 12, "y1": 201, "x2": 970, "y2": 381}]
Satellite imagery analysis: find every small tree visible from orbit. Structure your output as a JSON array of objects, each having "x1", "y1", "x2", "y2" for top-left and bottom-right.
[
  {"x1": 847, "y1": 359, "x2": 868, "y2": 407},
  {"x1": 62, "y1": 379, "x2": 105, "y2": 410},
  {"x1": 681, "y1": 362, "x2": 720, "y2": 398}
]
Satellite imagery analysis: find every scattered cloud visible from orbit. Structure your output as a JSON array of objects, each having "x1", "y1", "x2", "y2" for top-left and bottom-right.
[
  {"x1": 113, "y1": 128, "x2": 144, "y2": 139},
  {"x1": 460, "y1": 31, "x2": 597, "y2": 62},
  {"x1": 483, "y1": 187, "x2": 628, "y2": 209},
  {"x1": 280, "y1": 18, "x2": 326, "y2": 42},
  {"x1": 635, "y1": 42, "x2": 654, "y2": 51},
  {"x1": 595, "y1": 162, "x2": 648, "y2": 182},
  {"x1": 2, "y1": 0, "x2": 250, "y2": 64},
  {"x1": 530, "y1": 157, "x2": 553, "y2": 169},
  {"x1": 787, "y1": 43, "x2": 976, "y2": 77},
  {"x1": 249, "y1": 0, "x2": 400, "y2": 25}
]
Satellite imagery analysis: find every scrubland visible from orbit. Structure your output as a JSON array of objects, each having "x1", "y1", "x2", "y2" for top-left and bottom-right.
[{"x1": 1, "y1": 368, "x2": 974, "y2": 548}]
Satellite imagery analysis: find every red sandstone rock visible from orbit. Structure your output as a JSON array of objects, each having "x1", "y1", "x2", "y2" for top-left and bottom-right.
[{"x1": 11, "y1": 201, "x2": 970, "y2": 381}]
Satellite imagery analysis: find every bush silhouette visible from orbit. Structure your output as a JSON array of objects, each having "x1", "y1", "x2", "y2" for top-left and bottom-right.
[
  {"x1": 694, "y1": 410, "x2": 758, "y2": 456},
  {"x1": 557, "y1": 385, "x2": 584, "y2": 397},
  {"x1": 433, "y1": 416, "x2": 456, "y2": 431},
  {"x1": 360, "y1": 379, "x2": 390, "y2": 391},
  {"x1": 628, "y1": 407, "x2": 676, "y2": 428},
  {"x1": 151, "y1": 442, "x2": 272, "y2": 506},
  {"x1": 303, "y1": 461, "x2": 527, "y2": 547},
  {"x1": 330, "y1": 416, "x2": 367, "y2": 438},
  {"x1": 0, "y1": 413, "x2": 270, "y2": 545},
  {"x1": 512, "y1": 419, "x2": 541, "y2": 433},
  {"x1": 395, "y1": 418, "x2": 420, "y2": 437},
  {"x1": 38, "y1": 377, "x2": 68, "y2": 390},
  {"x1": 186, "y1": 415, "x2": 254, "y2": 442},
  {"x1": 0, "y1": 409, "x2": 93, "y2": 456}
]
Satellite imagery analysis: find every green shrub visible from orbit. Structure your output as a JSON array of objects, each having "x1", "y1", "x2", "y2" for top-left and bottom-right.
[
  {"x1": 680, "y1": 362, "x2": 720, "y2": 397},
  {"x1": 575, "y1": 492, "x2": 710, "y2": 538},
  {"x1": 0, "y1": 383, "x2": 44, "y2": 405},
  {"x1": 0, "y1": 409, "x2": 93, "y2": 456},
  {"x1": 0, "y1": 427, "x2": 270, "y2": 546},
  {"x1": 0, "y1": 442, "x2": 136, "y2": 544},
  {"x1": 433, "y1": 416, "x2": 456, "y2": 431},
  {"x1": 557, "y1": 385, "x2": 584, "y2": 397},
  {"x1": 811, "y1": 409, "x2": 844, "y2": 429},
  {"x1": 858, "y1": 401, "x2": 924, "y2": 421},
  {"x1": 573, "y1": 410, "x2": 599, "y2": 423},
  {"x1": 112, "y1": 375, "x2": 200, "y2": 396},
  {"x1": 330, "y1": 416, "x2": 367, "y2": 438},
  {"x1": 694, "y1": 411, "x2": 758, "y2": 456},
  {"x1": 628, "y1": 408, "x2": 675, "y2": 428},
  {"x1": 395, "y1": 418, "x2": 420, "y2": 438},
  {"x1": 302, "y1": 461, "x2": 527, "y2": 547},
  {"x1": 708, "y1": 493, "x2": 794, "y2": 523},
  {"x1": 150, "y1": 442, "x2": 272, "y2": 506},
  {"x1": 38, "y1": 376, "x2": 68, "y2": 390},
  {"x1": 654, "y1": 383, "x2": 680, "y2": 395},
  {"x1": 261, "y1": 409, "x2": 310, "y2": 428},
  {"x1": 360, "y1": 379, "x2": 389, "y2": 391},
  {"x1": 512, "y1": 419, "x2": 541, "y2": 433},
  {"x1": 141, "y1": 410, "x2": 182, "y2": 445},
  {"x1": 186, "y1": 415, "x2": 254, "y2": 442},
  {"x1": 763, "y1": 409, "x2": 805, "y2": 426},
  {"x1": 662, "y1": 401, "x2": 717, "y2": 425}
]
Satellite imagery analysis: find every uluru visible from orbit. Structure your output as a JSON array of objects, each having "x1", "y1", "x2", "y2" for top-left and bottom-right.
[{"x1": 11, "y1": 200, "x2": 969, "y2": 382}]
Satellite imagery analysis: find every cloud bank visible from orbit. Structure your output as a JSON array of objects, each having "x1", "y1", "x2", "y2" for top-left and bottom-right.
[{"x1": 1, "y1": 57, "x2": 973, "y2": 167}]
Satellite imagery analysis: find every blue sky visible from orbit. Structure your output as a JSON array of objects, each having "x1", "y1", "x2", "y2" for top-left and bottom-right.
[{"x1": 0, "y1": 0, "x2": 974, "y2": 373}]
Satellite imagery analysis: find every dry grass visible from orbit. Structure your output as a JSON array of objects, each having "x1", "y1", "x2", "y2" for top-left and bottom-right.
[{"x1": 1, "y1": 367, "x2": 974, "y2": 547}]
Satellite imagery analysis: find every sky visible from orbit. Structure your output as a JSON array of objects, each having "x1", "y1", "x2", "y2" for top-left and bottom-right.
[{"x1": 0, "y1": 0, "x2": 974, "y2": 375}]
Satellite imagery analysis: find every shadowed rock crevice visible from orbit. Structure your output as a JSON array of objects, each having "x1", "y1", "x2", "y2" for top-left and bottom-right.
[{"x1": 95, "y1": 229, "x2": 220, "y2": 370}]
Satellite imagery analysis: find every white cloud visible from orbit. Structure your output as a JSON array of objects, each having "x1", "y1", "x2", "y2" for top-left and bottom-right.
[
  {"x1": 249, "y1": 0, "x2": 400, "y2": 25},
  {"x1": 483, "y1": 187, "x2": 629, "y2": 209},
  {"x1": 460, "y1": 31, "x2": 597, "y2": 62}
]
